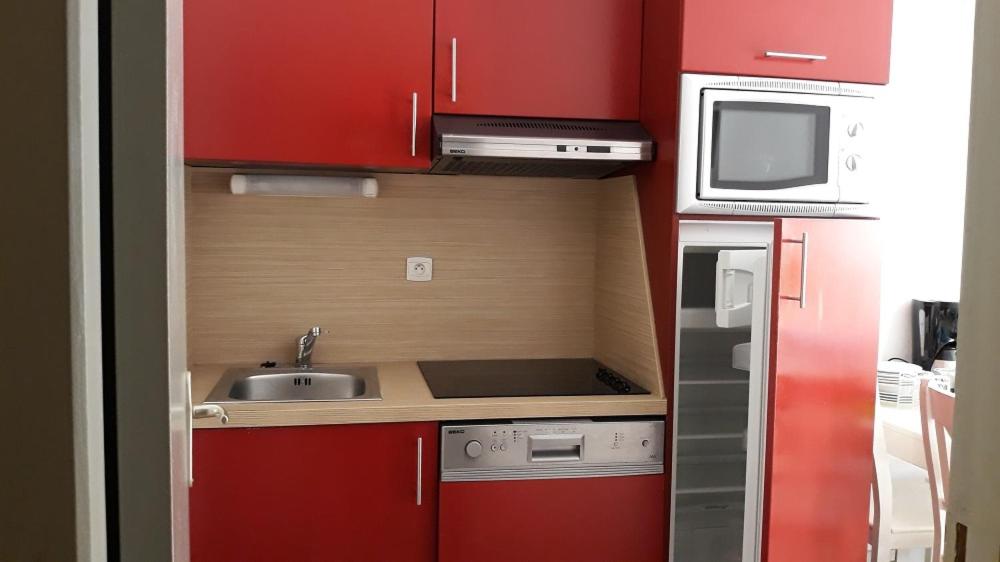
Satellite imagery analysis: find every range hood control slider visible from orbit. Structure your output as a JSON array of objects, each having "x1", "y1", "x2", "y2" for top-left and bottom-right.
[{"x1": 555, "y1": 145, "x2": 612, "y2": 153}]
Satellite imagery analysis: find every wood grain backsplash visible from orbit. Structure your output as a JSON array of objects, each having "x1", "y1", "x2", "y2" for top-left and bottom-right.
[{"x1": 186, "y1": 169, "x2": 662, "y2": 394}]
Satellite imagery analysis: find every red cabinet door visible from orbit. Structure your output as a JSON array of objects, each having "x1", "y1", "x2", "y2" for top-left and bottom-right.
[
  {"x1": 190, "y1": 422, "x2": 438, "y2": 562},
  {"x1": 763, "y1": 219, "x2": 880, "y2": 562},
  {"x1": 681, "y1": 0, "x2": 892, "y2": 84},
  {"x1": 434, "y1": 0, "x2": 642, "y2": 120},
  {"x1": 439, "y1": 475, "x2": 665, "y2": 562},
  {"x1": 185, "y1": 0, "x2": 433, "y2": 169}
]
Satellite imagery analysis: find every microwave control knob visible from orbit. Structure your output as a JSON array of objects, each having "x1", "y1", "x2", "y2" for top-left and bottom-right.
[
  {"x1": 847, "y1": 122, "x2": 865, "y2": 138},
  {"x1": 845, "y1": 154, "x2": 860, "y2": 172},
  {"x1": 464, "y1": 440, "x2": 483, "y2": 458}
]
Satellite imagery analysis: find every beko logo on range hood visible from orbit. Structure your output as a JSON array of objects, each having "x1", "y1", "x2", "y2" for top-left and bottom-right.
[{"x1": 429, "y1": 115, "x2": 655, "y2": 179}]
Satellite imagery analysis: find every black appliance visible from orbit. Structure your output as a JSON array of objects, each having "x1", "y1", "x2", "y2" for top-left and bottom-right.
[
  {"x1": 912, "y1": 299, "x2": 959, "y2": 370},
  {"x1": 417, "y1": 358, "x2": 649, "y2": 399}
]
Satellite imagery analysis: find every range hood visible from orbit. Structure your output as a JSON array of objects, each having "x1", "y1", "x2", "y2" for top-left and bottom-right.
[{"x1": 430, "y1": 115, "x2": 654, "y2": 179}]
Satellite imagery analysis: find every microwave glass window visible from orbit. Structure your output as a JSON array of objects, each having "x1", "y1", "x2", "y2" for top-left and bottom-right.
[{"x1": 710, "y1": 102, "x2": 831, "y2": 190}]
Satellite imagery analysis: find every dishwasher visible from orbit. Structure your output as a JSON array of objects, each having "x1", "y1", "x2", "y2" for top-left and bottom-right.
[{"x1": 438, "y1": 418, "x2": 666, "y2": 562}]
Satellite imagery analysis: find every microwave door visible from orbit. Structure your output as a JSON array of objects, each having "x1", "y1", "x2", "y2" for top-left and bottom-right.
[{"x1": 698, "y1": 89, "x2": 840, "y2": 204}]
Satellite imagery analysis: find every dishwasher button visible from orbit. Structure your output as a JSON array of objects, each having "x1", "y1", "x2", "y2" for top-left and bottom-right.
[
  {"x1": 465, "y1": 440, "x2": 483, "y2": 458},
  {"x1": 490, "y1": 442, "x2": 500, "y2": 453},
  {"x1": 499, "y1": 442, "x2": 508, "y2": 452}
]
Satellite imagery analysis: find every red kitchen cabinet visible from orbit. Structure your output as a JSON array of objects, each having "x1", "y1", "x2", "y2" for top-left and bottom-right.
[
  {"x1": 440, "y1": 475, "x2": 666, "y2": 562},
  {"x1": 189, "y1": 422, "x2": 437, "y2": 562},
  {"x1": 764, "y1": 218, "x2": 880, "y2": 561},
  {"x1": 434, "y1": 0, "x2": 642, "y2": 120},
  {"x1": 185, "y1": 0, "x2": 433, "y2": 169},
  {"x1": 681, "y1": 0, "x2": 893, "y2": 84}
]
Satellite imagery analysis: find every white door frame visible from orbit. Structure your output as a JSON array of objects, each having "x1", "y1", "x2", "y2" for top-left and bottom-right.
[
  {"x1": 108, "y1": 0, "x2": 189, "y2": 559},
  {"x1": 68, "y1": 0, "x2": 107, "y2": 559}
]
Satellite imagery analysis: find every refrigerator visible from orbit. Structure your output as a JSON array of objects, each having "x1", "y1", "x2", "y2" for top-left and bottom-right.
[{"x1": 669, "y1": 219, "x2": 880, "y2": 562}]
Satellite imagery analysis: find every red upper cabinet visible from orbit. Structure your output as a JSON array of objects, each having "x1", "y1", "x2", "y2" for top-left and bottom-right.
[
  {"x1": 764, "y1": 218, "x2": 880, "y2": 561},
  {"x1": 190, "y1": 422, "x2": 438, "y2": 562},
  {"x1": 185, "y1": 0, "x2": 433, "y2": 169},
  {"x1": 434, "y1": 0, "x2": 643, "y2": 120},
  {"x1": 681, "y1": 0, "x2": 893, "y2": 84}
]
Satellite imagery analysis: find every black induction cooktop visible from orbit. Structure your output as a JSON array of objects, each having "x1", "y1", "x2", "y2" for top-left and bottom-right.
[{"x1": 418, "y1": 358, "x2": 650, "y2": 399}]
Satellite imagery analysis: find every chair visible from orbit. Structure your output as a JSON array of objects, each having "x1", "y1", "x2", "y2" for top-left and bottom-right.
[
  {"x1": 919, "y1": 379, "x2": 955, "y2": 562},
  {"x1": 870, "y1": 406, "x2": 936, "y2": 561}
]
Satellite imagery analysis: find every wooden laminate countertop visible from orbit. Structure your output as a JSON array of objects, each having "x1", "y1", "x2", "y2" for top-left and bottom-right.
[{"x1": 191, "y1": 362, "x2": 668, "y2": 429}]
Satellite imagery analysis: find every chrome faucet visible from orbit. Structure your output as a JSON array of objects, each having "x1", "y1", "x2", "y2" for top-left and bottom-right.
[{"x1": 295, "y1": 326, "x2": 322, "y2": 368}]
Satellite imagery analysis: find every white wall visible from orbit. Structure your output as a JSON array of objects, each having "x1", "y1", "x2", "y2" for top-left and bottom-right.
[{"x1": 878, "y1": 0, "x2": 976, "y2": 361}]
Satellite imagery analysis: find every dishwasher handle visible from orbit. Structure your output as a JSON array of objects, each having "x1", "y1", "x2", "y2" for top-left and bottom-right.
[{"x1": 529, "y1": 434, "x2": 583, "y2": 462}]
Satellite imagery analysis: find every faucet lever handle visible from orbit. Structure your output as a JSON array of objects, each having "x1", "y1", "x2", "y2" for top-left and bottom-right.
[{"x1": 296, "y1": 326, "x2": 324, "y2": 368}]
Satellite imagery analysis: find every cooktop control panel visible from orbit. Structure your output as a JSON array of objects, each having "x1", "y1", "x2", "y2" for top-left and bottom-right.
[{"x1": 440, "y1": 418, "x2": 664, "y2": 481}]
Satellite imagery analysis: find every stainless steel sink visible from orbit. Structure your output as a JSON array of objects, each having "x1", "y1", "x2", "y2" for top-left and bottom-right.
[{"x1": 204, "y1": 365, "x2": 381, "y2": 403}]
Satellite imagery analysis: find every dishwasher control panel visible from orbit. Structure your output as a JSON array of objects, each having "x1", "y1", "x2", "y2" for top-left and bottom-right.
[{"x1": 440, "y1": 418, "x2": 664, "y2": 481}]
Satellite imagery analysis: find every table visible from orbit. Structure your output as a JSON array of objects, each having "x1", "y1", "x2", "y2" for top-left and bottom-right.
[{"x1": 879, "y1": 403, "x2": 925, "y2": 469}]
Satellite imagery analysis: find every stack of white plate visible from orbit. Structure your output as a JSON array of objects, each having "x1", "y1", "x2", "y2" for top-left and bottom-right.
[{"x1": 877, "y1": 361, "x2": 923, "y2": 407}]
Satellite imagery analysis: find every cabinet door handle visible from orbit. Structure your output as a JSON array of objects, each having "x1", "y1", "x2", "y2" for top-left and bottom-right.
[
  {"x1": 411, "y1": 92, "x2": 418, "y2": 157},
  {"x1": 188, "y1": 376, "x2": 230, "y2": 488},
  {"x1": 765, "y1": 51, "x2": 827, "y2": 61},
  {"x1": 192, "y1": 403, "x2": 229, "y2": 424},
  {"x1": 186, "y1": 371, "x2": 193, "y2": 487},
  {"x1": 416, "y1": 437, "x2": 423, "y2": 506},
  {"x1": 451, "y1": 37, "x2": 458, "y2": 103},
  {"x1": 781, "y1": 233, "x2": 809, "y2": 309}
]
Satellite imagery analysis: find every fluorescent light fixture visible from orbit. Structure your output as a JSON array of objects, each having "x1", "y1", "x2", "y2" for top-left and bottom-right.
[{"x1": 230, "y1": 174, "x2": 378, "y2": 198}]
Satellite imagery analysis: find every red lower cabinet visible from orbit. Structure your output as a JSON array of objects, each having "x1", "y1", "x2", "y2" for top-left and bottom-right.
[
  {"x1": 439, "y1": 475, "x2": 666, "y2": 562},
  {"x1": 190, "y1": 422, "x2": 437, "y2": 562},
  {"x1": 764, "y1": 218, "x2": 880, "y2": 562}
]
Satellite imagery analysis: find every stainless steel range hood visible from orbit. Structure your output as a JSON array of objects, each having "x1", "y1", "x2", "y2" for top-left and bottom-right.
[{"x1": 430, "y1": 115, "x2": 654, "y2": 179}]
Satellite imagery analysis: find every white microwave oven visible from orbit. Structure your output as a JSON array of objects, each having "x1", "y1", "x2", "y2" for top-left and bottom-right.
[{"x1": 676, "y1": 73, "x2": 880, "y2": 217}]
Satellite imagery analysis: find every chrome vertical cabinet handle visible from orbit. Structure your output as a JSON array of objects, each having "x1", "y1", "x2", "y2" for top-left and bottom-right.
[
  {"x1": 781, "y1": 233, "x2": 809, "y2": 309},
  {"x1": 798, "y1": 232, "x2": 809, "y2": 309},
  {"x1": 416, "y1": 437, "x2": 423, "y2": 506},
  {"x1": 451, "y1": 37, "x2": 458, "y2": 103},
  {"x1": 186, "y1": 371, "x2": 193, "y2": 487},
  {"x1": 411, "y1": 92, "x2": 418, "y2": 157},
  {"x1": 765, "y1": 51, "x2": 827, "y2": 61}
]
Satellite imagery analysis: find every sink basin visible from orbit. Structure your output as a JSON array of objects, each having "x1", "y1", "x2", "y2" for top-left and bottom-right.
[{"x1": 204, "y1": 365, "x2": 381, "y2": 403}]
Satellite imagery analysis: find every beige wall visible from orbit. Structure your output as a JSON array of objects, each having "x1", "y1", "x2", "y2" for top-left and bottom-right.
[
  {"x1": 945, "y1": 0, "x2": 1000, "y2": 558},
  {"x1": 186, "y1": 170, "x2": 662, "y2": 395},
  {"x1": 0, "y1": 1, "x2": 79, "y2": 560},
  {"x1": 187, "y1": 171, "x2": 599, "y2": 364}
]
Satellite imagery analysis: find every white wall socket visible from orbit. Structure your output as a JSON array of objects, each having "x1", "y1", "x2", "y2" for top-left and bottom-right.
[{"x1": 406, "y1": 257, "x2": 433, "y2": 282}]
